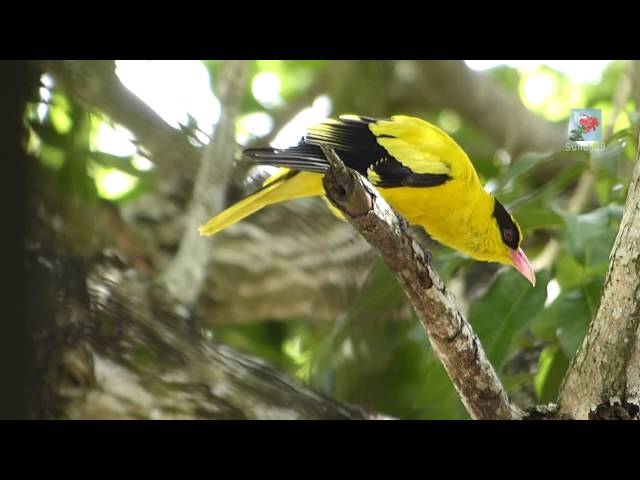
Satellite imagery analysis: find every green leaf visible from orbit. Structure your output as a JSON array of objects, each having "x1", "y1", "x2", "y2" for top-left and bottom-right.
[
  {"x1": 535, "y1": 286, "x2": 595, "y2": 358},
  {"x1": 555, "y1": 254, "x2": 592, "y2": 290},
  {"x1": 39, "y1": 144, "x2": 66, "y2": 170},
  {"x1": 212, "y1": 321, "x2": 297, "y2": 372},
  {"x1": 595, "y1": 176, "x2": 615, "y2": 205},
  {"x1": 539, "y1": 160, "x2": 590, "y2": 199},
  {"x1": 88, "y1": 151, "x2": 152, "y2": 178},
  {"x1": 308, "y1": 257, "x2": 406, "y2": 388},
  {"x1": 470, "y1": 268, "x2": 551, "y2": 371},
  {"x1": 512, "y1": 198, "x2": 564, "y2": 232},
  {"x1": 28, "y1": 119, "x2": 69, "y2": 149},
  {"x1": 534, "y1": 345, "x2": 570, "y2": 403},
  {"x1": 49, "y1": 104, "x2": 73, "y2": 135},
  {"x1": 557, "y1": 205, "x2": 622, "y2": 266},
  {"x1": 345, "y1": 257, "x2": 406, "y2": 321},
  {"x1": 569, "y1": 128, "x2": 584, "y2": 141},
  {"x1": 593, "y1": 133, "x2": 629, "y2": 172},
  {"x1": 557, "y1": 294, "x2": 592, "y2": 357},
  {"x1": 414, "y1": 346, "x2": 468, "y2": 419},
  {"x1": 505, "y1": 152, "x2": 552, "y2": 184}
]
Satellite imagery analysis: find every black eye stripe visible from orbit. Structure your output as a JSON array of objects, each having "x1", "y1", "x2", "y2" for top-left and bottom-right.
[{"x1": 493, "y1": 199, "x2": 520, "y2": 249}]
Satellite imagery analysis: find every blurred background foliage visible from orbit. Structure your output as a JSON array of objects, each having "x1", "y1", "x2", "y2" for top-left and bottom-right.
[{"x1": 26, "y1": 60, "x2": 640, "y2": 419}]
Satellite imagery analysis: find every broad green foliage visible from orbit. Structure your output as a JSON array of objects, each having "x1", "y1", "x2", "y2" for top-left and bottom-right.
[
  {"x1": 29, "y1": 60, "x2": 640, "y2": 419},
  {"x1": 471, "y1": 269, "x2": 551, "y2": 371},
  {"x1": 558, "y1": 205, "x2": 622, "y2": 266},
  {"x1": 534, "y1": 345, "x2": 570, "y2": 403}
]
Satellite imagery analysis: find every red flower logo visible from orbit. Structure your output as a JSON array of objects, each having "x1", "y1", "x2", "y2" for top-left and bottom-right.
[
  {"x1": 579, "y1": 115, "x2": 599, "y2": 133},
  {"x1": 570, "y1": 113, "x2": 600, "y2": 141}
]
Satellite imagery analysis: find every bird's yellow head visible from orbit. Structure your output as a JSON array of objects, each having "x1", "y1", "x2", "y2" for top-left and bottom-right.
[{"x1": 484, "y1": 198, "x2": 536, "y2": 286}]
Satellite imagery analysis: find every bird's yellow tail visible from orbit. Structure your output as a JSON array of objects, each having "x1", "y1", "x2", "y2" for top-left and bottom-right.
[{"x1": 198, "y1": 169, "x2": 324, "y2": 236}]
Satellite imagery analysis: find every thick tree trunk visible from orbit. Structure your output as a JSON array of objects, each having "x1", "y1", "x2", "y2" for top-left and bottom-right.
[
  {"x1": 557, "y1": 137, "x2": 640, "y2": 420},
  {"x1": 0, "y1": 61, "x2": 40, "y2": 419}
]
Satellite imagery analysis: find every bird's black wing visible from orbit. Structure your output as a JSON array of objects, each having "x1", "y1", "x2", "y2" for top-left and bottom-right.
[{"x1": 243, "y1": 115, "x2": 451, "y2": 188}]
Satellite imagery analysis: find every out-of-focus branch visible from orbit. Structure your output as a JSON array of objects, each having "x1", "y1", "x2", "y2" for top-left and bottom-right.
[
  {"x1": 320, "y1": 145, "x2": 523, "y2": 420},
  {"x1": 160, "y1": 60, "x2": 249, "y2": 306},
  {"x1": 557, "y1": 135, "x2": 640, "y2": 420},
  {"x1": 606, "y1": 63, "x2": 633, "y2": 140},
  {"x1": 32, "y1": 60, "x2": 200, "y2": 183},
  {"x1": 410, "y1": 61, "x2": 566, "y2": 156}
]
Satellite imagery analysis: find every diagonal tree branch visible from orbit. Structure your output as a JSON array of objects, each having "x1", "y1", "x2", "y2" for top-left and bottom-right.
[
  {"x1": 557, "y1": 135, "x2": 640, "y2": 420},
  {"x1": 32, "y1": 60, "x2": 200, "y2": 182},
  {"x1": 319, "y1": 145, "x2": 523, "y2": 420},
  {"x1": 410, "y1": 61, "x2": 567, "y2": 156}
]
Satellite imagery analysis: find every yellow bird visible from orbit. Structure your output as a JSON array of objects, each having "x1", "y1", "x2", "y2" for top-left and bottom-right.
[{"x1": 199, "y1": 115, "x2": 536, "y2": 285}]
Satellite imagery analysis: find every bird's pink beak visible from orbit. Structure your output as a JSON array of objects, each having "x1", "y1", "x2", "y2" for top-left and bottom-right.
[{"x1": 511, "y1": 247, "x2": 536, "y2": 286}]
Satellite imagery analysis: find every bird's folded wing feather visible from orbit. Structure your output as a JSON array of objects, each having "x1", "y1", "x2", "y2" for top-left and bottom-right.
[{"x1": 245, "y1": 114, "x2": 474, "y2": 189}]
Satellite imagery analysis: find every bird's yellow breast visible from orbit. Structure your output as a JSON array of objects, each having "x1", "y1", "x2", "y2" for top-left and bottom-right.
[{"x1": 377, "y1": 176, "x2": 499, "y2": 262}]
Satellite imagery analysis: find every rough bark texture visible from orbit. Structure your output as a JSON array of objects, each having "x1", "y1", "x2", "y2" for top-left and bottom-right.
[
  {"x1": 26, "y1": 248, "x2": 379, "y2": 420},
  {"x1": 558, "y1": 137, "x2": 640, "y2": 420},
  {"x1": 320, "y1": 146, "x2": 523, "y2": 420}
]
